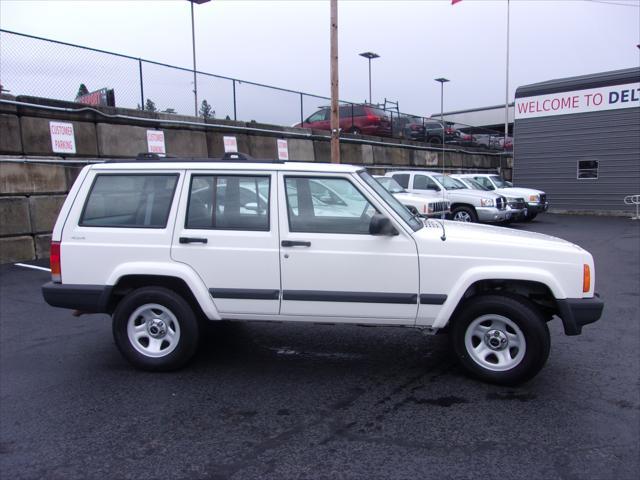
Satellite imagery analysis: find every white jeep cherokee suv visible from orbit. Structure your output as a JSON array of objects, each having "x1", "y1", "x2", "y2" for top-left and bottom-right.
[{"x1": 42, "y1": 155, "x2": 603, "y2": 385}]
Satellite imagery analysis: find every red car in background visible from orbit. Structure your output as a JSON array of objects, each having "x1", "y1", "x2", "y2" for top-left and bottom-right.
[{"x1": 295, "y1": 104, "x2": 392, "y2": 137}]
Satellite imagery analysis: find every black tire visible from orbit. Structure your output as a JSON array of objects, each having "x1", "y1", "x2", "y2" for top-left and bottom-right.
[
  {"x1": 112, "y1": 286, "x2": 200, "y2": 371},
  {"x1": 522, "y1": 212, "x2": 538, "y2": 222},
  {"x1": 428, "y1": 136, "x2": 442, "y2": 146},
  {"x1": 450, "y1": 294, "x2": 550, "y2": 385},
  {"x1": 451, "y1": 205, "x2": 478, "y2": 223}
]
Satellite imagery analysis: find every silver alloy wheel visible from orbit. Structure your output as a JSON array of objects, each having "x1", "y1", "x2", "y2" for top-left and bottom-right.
[
  {"x1": 464, "y1": 314, "x2": 526, "y2": 372},
  {"x1": 453, "y1": 210, "x2": 472, "y2": 222},
  {"x1": 127, "y1": 303, "x2": 181, "y2": 358}
]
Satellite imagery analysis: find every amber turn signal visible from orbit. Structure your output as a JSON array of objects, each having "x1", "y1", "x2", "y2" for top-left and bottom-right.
[{"x1": 583, "y1": 264, "x2": 590, "y2": 293}]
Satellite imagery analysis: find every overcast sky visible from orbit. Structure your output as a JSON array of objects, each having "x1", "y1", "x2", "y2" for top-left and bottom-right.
[{"x1": 1, "y1": 0, "x2": 639, "y2": 120}]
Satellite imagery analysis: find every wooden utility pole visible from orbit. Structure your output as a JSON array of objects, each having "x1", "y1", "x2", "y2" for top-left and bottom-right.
[{"x1": 330, "y1": 0, "x2": 340, "y2": 163}]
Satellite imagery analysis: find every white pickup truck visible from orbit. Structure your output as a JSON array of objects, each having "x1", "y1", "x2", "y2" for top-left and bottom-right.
[
  {"x1": 374, "y1": 176, "x2": 450, "y2": 218},
  {"x1": 385, "y1": 170, "x2": 510, "y2": 223},
  {"x1": 455, "y1": 173, "x2": 549, "y2": 221},
  {"x1": 42, "y1": 155, "x2": 603, "y2": 385}
]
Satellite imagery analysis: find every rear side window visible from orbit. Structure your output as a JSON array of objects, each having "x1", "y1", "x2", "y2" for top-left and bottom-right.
[
  {"x1": 339, "y1": 105, "x2": 366, "y2": 117},
  {"x1": 391, "y1": 174, "x2": 410, "y2": 188},
  {"x1": 186, "y1": 175, "x2": 270, "y2": 231},
  {"x1": 80, "y1": 174, "x2": 178, "y2": 228}
]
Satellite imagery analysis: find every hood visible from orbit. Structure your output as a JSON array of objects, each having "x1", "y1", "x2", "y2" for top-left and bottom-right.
[
  {"x1": 395, "y1": 192, "x2": 448, "y2": 205},
  {"x1": 495, "y1": 187, "x2": 544, "y2": 198},
  {"x1": 445, "y1": 188, "x2": 502, "y2": 200},
  {"x1": 419, "y1": 219, "x2": 585, "y2": 255}
]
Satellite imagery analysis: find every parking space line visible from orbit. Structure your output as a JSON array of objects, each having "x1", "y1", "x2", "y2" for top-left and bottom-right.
[{"x1": 14, "y1": 263, "x2": 51, "y2": 272}]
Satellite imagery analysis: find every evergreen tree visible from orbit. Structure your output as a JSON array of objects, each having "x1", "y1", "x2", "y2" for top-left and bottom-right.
[
  {"x1": 76, "y1": 83, "x2": 89, "y2": 99},
  {"x1": 144, "y1": 99, "x2": 157, "y2": 112},
  {"x1": 199, "y1": 99, "x2": 213, "y2": 118}
]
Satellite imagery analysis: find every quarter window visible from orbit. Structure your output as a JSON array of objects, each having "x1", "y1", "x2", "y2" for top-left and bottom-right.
[
  {"x1": 186, "y1": 175, "x2": 270, "y2": 230},
  {"x1": 285, "y1": 177, "x2": 377, "y2": 234},
  {"x1": 577, "y1": 160, "x2": 599, "y2": 179},
  {"x1": 80, "y1": 174, "x2": 178, "y2": 228}
]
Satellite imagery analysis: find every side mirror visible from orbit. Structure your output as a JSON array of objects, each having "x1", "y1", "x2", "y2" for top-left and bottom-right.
[{"x1": 369, "y1": 214, "x2": 399, "y2": 236}]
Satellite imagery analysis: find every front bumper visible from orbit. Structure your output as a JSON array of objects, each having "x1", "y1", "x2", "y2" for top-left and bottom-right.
[
  {"x1": 507, "y1": 206, "x2": 527, "y2": 220},
  {"x1": 476, "y1": 207, "x2": 510, "y2": 223},
  {"x1": 557, "y1": 294, "x2": 604, "y2": 336},
  {"x1": 527, "y1": 201, "x2": 549, "y2": 214}
]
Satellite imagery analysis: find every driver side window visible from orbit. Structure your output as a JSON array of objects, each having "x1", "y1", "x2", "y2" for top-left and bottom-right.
[
  {"x1": 306, "y1": 109, "x2": 328, "y2": 123},
  {"x1": 414, "y1": 175, "x2": 439, "y2": 191},
  {"x1": 474, "y1": 177, "x2": 494, "y2": 190},
  {"x1": 284, "y1": 177, "x2": 377, "y2": 234}
]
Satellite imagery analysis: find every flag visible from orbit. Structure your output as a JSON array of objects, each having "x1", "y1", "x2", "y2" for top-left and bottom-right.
[{"x1": 452, "y1": 0, "x2": 463, "y2": 5}]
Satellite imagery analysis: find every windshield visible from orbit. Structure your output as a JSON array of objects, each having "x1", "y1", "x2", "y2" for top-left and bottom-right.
[
  {"x1": 434, "y1": 175, "x2": 467, "y2": 190},
  {"x1": 375, "y1": 176, "x2": 405, "y2": 194},
  {"x1": 489, "y1": 175, "x2": 511, "y2": 188},
  {"x1": 359, "y1": 171, "x2": 422, "y2": 232}
]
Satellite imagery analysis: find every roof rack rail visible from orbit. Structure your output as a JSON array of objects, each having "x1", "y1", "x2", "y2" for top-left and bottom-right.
[
  {"x1": 104, "y1": 152, "x2": 288, "y2": 164},
  {"x1": 221, "y1": 152, "x2": 253, "y2": 161},
  {"x1": 136, "y1": 152, "x2": 174, "y2": 160}
]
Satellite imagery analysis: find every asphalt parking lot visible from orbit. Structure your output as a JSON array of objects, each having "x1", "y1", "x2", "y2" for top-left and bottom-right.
[{"x1": 1, "y1": 214, "x2": 638, "y2": 480}]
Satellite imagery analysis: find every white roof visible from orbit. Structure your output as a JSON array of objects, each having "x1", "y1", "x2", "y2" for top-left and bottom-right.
[
  {"x1": 92, "y1": 161, "x2": 363, "y2": 174},
  {"x1": 455, "y1": 173, "x2": 494, "y2": 177}
]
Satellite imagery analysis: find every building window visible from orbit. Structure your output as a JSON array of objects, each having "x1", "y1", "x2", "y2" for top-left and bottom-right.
[{"x1": 577, "y1": 160, "x2": 599, "y2": 180}]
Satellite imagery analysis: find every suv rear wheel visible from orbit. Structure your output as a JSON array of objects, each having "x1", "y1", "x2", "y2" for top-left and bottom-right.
[
  {"x1": 112, "y1": 287, "x2": 200, "y2": 371},
  {"x1": 451, "y1": 294, "x2": 550, "y2": 385}
]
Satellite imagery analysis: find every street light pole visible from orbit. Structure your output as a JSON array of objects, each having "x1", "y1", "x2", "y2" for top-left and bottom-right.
[
  {"x1": 188, "y1": 0, "x2": 211, "y2": 117},
  {"x1": 435, "y1": 77, "x2": 449, "y2": 220},
  {"x1": 359, "y1": 52, "x2": 379, "y2": 104}
]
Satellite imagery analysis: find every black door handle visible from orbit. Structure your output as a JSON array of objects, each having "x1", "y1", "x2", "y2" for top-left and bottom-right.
[
  {"x1": 281, "y1": 240, "x2": 311, "y2": 247},
  {"x1": 179, "y1": 237, "x2": 208, "y2": 244}
]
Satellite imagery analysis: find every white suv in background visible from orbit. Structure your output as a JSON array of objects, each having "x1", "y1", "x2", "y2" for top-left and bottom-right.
[
  {"x1": 385, "y1": 170, "x2": 510, "y2": 223},
  {"x1": 374, "y1": 176, "x2": 450, "y2": 218},
  {"x1": 42, "y1": 154, "x2": 602, "y2": 385},
  {"x1": 456, "y1": 173, "x2": 549, "y2": 221}
]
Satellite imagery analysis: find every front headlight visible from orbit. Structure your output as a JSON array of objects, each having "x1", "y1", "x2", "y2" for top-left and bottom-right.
[
  {"x1": 529, "y1": 194, "x2": 540, "y2": 203},
  {"x1": 480, "y1": 198, "x2": 495, "y2": 207}
]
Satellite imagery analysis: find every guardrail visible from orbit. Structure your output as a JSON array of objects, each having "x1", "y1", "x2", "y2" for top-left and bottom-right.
[{"x1": 623, "y1": 194, "x2": 640, "y2": 220}]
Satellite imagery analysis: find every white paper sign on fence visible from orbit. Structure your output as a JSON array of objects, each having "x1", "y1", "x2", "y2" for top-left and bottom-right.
[
  {"x1": 49, "y1": 121, "x2": 76, "y2": 154},
  {"x1": 223, "y1": 136, "x2": 238, "y2": 153},
  {"x1": 146, "y1": 130, "x2": 166, "y2": 155},
  {"x1": 277, "y1": 139, "x2": 289, "y2": 160}
]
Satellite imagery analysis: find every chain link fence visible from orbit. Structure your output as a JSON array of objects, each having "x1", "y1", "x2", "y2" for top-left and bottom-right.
[{"x1": 1, "y1": 29, "x2": 512, "y2": 153}]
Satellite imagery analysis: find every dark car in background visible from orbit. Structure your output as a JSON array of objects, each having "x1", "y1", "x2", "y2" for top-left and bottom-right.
[
  {"x1": 423, "y1": 120, "x2": 458, "y2": 145},
  {"x1": 393, "y1": 115, "x2": 426, "y2": 141},
  {"x1": 296, "y1": 104, "x2": 392, "y2": 137}
]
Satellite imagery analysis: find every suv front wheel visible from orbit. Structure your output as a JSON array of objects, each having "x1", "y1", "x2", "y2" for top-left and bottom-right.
[
  {"x1": 451, "y1": 294, "x2": 550, "y2": 385},
  {"x1": 112, "y1": 287, "x2": 200, "y2": 371}
]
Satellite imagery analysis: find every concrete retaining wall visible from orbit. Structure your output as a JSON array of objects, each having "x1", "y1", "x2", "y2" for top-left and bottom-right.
[{"x1": 0, "y1": 94, "x2": 511, "y2": 264}]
